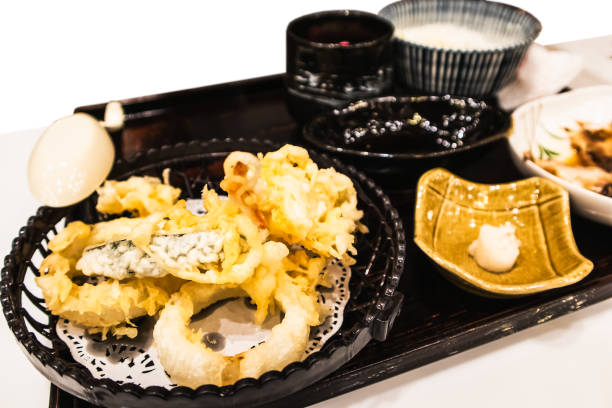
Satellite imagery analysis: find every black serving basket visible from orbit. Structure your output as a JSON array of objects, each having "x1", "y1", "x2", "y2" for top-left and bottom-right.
[{"x1": 1, "y1": 138, "x2": 406, "y2": 408}]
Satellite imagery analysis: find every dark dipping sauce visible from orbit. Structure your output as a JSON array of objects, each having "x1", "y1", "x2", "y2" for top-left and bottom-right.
[
  {"x1": 304, "y1": 96, "x2": 510, "y2": 157},
  {"x1": 290, "y1": 14, "x2": 391, "y2": 46},
  {"x1": 306, "y1": 20, "x2": 385, "y2": 45}
]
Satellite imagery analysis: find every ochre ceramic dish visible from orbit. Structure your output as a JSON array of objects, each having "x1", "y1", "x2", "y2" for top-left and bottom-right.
[{"x1": 414, "y1": 168, "x2": 593, "y2": 297}]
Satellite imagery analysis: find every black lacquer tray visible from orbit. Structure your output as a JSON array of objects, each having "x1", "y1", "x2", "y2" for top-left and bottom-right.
[{"x1": 9, "y1": 74, "x2": 612, "y2": 407}]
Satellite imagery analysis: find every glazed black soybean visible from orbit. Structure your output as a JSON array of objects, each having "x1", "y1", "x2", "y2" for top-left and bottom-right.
[{"x1": 329, "y1": 97, "x2": 506, "y2": 154}]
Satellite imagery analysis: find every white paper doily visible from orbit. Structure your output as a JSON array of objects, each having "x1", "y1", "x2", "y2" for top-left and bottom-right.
[
  {"x1": 57, "y1": 199, "x2": 351, "y2": 388},
  {"x1": 57, "y1": 259, "x2": 349, "y2": 388}
]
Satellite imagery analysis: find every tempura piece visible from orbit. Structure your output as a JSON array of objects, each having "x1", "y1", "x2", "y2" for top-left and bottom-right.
[
  {"x1": 96, "y1": 174, "x2": 181, "y2": 216},
  {"x1": 76, "y1": 231, "x2": 224, "y2": 280},
  {"x1": 240, "y1": 241, "x2": 289, "y2": 324},
  {"x1": 221, "y1": 145, "x2": 366, "y2": 264},
  {"x1": 37, "y1": 252, "x2": 179, "y2": 337},
  {"x1": 155, "y1": 197, "x2": 265, "y2": 285},
  {"x1": 153, "y1": 284, "x2": 246, "y2": 387},
  {"x1": 53, "y1": 198, "x2": 266, "y2": 285},
  {"x1": 36, "y1": 217, "x2": 185, "y2": 337},
  {"x1": 37, "y1": 189, "x2": 268, "y2": 336},
  {"x1": 37, "y1": 145, "x2": 364, "y2": 386},
  {"x1": 153, "y1": 258, "x2": 325, "y2": 388},
  {"x1": 239, "y1": 271, "x2": 322, "y2": 379}
]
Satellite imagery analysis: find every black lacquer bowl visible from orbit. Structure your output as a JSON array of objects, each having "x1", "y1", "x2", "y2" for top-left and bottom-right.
[
  {"x1": 1, "y1": 138, "x2": 405, "y2": 408},
  {"x1": 286, "y1": 10, "x2": 394, "y2": 123},
  {"x1": 303, "y1": 95, "x2": 511, "y2": 182}
]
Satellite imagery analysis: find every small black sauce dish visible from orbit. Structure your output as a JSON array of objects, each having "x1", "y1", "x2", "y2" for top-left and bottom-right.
[
  {"x1": 286, "y1": 10, "x2": 394, "y2": 123},
  {"x1": 303, "y1": 95, "x2": 511, "y2": 185}
]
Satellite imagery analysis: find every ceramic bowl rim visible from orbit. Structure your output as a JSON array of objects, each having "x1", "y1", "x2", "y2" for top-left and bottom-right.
[
  {"x1": 378, "y1": 0, "x2": 542, "y2": 54},
  {"x1": 507, "y1": 85, "x2": 612, "y2": 224},
  {"x1": 287, "y1": 9, "x2": 394, "y2": 50}
]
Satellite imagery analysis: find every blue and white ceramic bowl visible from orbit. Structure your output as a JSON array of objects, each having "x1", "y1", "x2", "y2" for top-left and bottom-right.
[{"x1": 379, "y1": 0, "x2": 541, "y2": 97}]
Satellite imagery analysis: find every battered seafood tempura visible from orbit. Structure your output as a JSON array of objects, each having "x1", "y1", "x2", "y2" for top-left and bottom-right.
[
  {"x1": 222, "y1": 144, "x2": 367, "y2": 264},
  {"x1": 36, "y1": 144, "x2": 366, "y2": 387}
]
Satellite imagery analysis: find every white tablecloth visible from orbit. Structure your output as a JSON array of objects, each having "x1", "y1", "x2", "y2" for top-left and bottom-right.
[{"x1": 1, "y1": 1, "x2": 611, "y2": 407}]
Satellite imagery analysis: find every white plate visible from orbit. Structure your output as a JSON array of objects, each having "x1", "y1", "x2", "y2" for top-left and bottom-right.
[{"x1": 507, "y1": 85, "x2": 612, "y2": 225}]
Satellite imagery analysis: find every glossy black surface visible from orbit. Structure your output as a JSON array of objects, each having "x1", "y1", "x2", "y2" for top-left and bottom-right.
[
  {"x1": 302, "y1": 95, "x2": 510, "y2": 183},
  {"x1": 46, "y1": 73, "x2": 612, "y2": 407},
  {"x1": 304, "y1": 95, "x2": 510, "y2": 156},
  {"x1": 286, "y1": 10, "x2": 394, "y2": 122},
  {"x1": 291, "y1": 14, "x2": 389, "y2": 46}
]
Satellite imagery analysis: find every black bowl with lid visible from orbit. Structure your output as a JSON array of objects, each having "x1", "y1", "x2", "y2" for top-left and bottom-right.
[{"x1": 286, "y1": 10, "x2": 395, "y2": 123}]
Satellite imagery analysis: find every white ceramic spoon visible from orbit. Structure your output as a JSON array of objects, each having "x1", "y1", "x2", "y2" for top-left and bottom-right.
[{"x1": 27, "y1": 102, "x2": 123, "y2": 207}]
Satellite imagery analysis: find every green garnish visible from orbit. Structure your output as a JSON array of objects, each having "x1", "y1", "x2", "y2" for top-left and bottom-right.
[{"x1": 538, "y1": 144, "x2": 560, "y2": 160}]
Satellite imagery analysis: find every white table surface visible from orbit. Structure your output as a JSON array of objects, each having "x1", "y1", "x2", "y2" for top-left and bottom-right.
[{"x1": 1, "y1": 1, "x2": 611, "y2": 407}]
